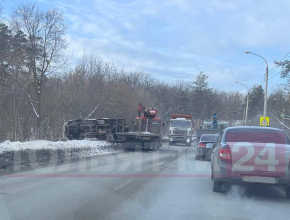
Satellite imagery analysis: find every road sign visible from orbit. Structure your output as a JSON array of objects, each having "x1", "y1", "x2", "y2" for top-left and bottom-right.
[{"x1": 260, "y1": 117, "x2": 269, "y2": 126}]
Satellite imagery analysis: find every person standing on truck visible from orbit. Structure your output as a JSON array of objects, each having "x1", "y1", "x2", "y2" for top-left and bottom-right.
[
  {"x1": 212, "y1": 113, "x2": 218, "y2": 129},
  {"x1": 138, "y1": 103, "x2": 144, "y2": 117}
]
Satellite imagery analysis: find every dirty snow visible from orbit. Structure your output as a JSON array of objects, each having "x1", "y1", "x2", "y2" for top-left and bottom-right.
[{"x1": 0, "y1": 140, "x2": 115, "y2": 156}]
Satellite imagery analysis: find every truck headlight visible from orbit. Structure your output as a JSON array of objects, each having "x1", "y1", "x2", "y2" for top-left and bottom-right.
[
  {"x1": 186, "y1": 139, "x2": 190, "y2": 143},
  {"x1": 170, "y1": 138, "x2": 173, "y2": 141}
]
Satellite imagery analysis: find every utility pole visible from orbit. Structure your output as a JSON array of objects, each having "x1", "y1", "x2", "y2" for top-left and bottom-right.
[
  {"x1": 243, "y1": 109, "x2": 246, "y2": 126},
  {"x1": 246, "y1": 51, "x2": 269, "y2": 117},
  {"x1": 283, "y1": 108, "x2": 285, "y2": 124},
  {"x1": 264, "y1": 65, "x2": 269, "y2": 117},
  {"x1": 235, "y1": 82, "x2": 249, "y2": 126},
  {"x1": 245, "y1": 90, "x2": 249, "y2": 125}
]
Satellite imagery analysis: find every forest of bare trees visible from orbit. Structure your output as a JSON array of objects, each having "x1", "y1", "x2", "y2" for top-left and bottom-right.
[{"x1": 0, "y1": 2, "x2": 289, "y2": 142}]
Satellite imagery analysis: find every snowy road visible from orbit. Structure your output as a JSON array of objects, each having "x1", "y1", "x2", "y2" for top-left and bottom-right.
[{"x1": 0, "y1": 143, "x2": 289, "y2": 220}]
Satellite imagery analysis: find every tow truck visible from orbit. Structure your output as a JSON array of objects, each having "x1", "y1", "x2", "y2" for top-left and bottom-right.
[{"x1": 115, "y1": 104, "x2": 162, "y2": 151}]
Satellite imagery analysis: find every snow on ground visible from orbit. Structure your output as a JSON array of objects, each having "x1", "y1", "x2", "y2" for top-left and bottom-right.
[{"x1": 0, "y1": 140, "x2": 115, "y2": 156}]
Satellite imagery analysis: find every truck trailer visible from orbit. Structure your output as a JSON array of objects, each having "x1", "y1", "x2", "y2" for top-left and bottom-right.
[{"x1": 196, "y1": 114, "x2": 229, "y2": 141}]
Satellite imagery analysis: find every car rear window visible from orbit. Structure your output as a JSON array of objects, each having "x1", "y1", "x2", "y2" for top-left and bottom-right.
[
  {"x1": 201, "y1": 135, "x2": 219, "y2": 142},
  {"x1": 225, "y1": 129, "x2": 290, "y2": 144}
]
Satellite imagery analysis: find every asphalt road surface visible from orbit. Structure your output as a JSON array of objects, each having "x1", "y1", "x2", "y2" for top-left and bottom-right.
[{"x1": 0, "y1": 142, "x2": 289, "y2": 220}]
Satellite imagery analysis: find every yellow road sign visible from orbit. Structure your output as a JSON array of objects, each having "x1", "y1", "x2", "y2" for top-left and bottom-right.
[{"x1": 260, "y1": 117, "x2": 269, "y2": 126}]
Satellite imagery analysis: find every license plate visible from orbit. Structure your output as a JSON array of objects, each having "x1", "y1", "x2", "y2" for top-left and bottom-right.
[{"x1": 243, "y1": 176, "x2": 276, "y2": 184}]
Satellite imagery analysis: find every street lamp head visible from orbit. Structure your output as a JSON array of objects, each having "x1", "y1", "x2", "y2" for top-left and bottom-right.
[{"x1": 245, "y1": 51, "x2": 250, "y2": 54}]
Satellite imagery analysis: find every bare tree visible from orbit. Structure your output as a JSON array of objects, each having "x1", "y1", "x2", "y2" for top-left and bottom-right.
[{"x1": 11, "y1": 2, "x2": 67, "y2": 137}]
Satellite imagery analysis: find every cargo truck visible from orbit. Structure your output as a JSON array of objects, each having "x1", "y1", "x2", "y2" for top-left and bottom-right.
[{"x1": 168, "y1": 114, "x2": 193, "y2": 146}]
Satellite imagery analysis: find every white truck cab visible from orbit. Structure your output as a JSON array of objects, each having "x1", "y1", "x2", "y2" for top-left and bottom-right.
[{"x1": 169, "y1": 115, "x2": 193, "y2": 146}]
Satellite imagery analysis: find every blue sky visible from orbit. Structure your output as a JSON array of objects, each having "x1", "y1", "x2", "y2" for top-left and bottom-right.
[{"x1": 3, "y1": 0, "x2": 290, "y2": 92}]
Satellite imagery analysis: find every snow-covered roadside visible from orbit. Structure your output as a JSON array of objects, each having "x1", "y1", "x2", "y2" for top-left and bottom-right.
[
  {"x1": 0, "y1": 140, "x2": 117, "y2": 170},
  {"x1": 0, "y1": 140, "x2": 115, "y2": 156}
]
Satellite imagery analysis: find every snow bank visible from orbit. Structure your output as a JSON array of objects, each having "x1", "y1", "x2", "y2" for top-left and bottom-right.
[
  {"x1": 0, "y1": 140, "x2": 113, "y2": 156},
  {"x1": 0, "y1": 140, "x2": 116, "y2": 170}
]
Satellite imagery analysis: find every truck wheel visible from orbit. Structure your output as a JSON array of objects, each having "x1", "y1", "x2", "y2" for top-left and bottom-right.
[
  {"x1": 151, "y1": 140, "x2": 157, "y2": 151},
  {"x1": 154, "y1": 140, "x2": 160, "y2": 151},
  {"x1": 285, "y1": 187, "x2": 290, "y2": 199},
  {"x1": 155, "y1": 141, "x2": 159, "y2": 151},
  {"x1": 213, "y1": 180, "x2": 223, "y2": 192}
]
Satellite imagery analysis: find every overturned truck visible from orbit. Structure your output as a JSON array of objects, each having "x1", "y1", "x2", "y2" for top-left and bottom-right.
[{"x1": 64, "y1": 118, "x2": 126, "y2": 141}]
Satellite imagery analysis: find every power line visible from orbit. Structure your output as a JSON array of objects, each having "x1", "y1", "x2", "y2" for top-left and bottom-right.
[
  {"x1": 269, "y1": 54, "x2": 290, "y2": 80},
  {"x1": 269, "y1": 51, "x2": 290, "y2": 76},
  {"x1": 258, "y1": 51, "x2": 290, "y2": 86},
  {"x1": 269, "y1": 70, "x2": 282, "y2": 80},
  {"x1": 259, "y1": 75, "x2": 265, "y2": 85},
  {"x1": 268, "y1": 78, "x2": 286, "y2": 92},
  {"x1": 268, "y1": 66, "x2": 280, "y2": 76}
]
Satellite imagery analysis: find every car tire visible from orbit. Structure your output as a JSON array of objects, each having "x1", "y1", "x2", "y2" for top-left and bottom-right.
[
  {"x1": 213, "y1": 179, "x2": 223, "y2": 192},
  {"x1": 196, "y1": 155, "x2": 204, "y2": 161},
  {"x1": 285, "y1": 187, "x2": 290, "y2": 199}
]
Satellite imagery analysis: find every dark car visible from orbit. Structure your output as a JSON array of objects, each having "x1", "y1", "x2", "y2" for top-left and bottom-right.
[
  {"x1": 195, "y1": 134, "x2": 219, "y2": 160},
  {"x1": 211, "y1": 126, "x2": 290, "y2": 198}
]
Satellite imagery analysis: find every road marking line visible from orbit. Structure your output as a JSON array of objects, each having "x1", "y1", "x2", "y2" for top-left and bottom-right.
[
  {"x1": 185, "y1": 147, "x2": 188, "y2": 149},
  {"x1": 114, "y1": 179, "x2": 134, "y2": 191},
  {"x1": 172, "y1": 155, "x2": 175, "y2": 157},
  {"x1": 158, "y1": 162, "x2": 164, "y2": 166}
]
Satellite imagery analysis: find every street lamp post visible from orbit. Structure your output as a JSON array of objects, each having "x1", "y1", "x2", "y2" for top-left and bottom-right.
[
  {"x1": 235, "y1": 82, "x2": 249, "y2": 126},
  {"x1": 245, "y1": 51, "x2": 269, "y2": 117}
]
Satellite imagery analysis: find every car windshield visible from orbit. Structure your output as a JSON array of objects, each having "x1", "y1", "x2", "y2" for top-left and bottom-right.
[
  {"x1": 170, "y1": 120, "x2": 191, "y2": 128},
  {"x1": 226, "y1": 129, "x2": 290, "y2": 144},
  {"x1": 201, "y1": 135, "x2": 219, "y2": 142}
]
